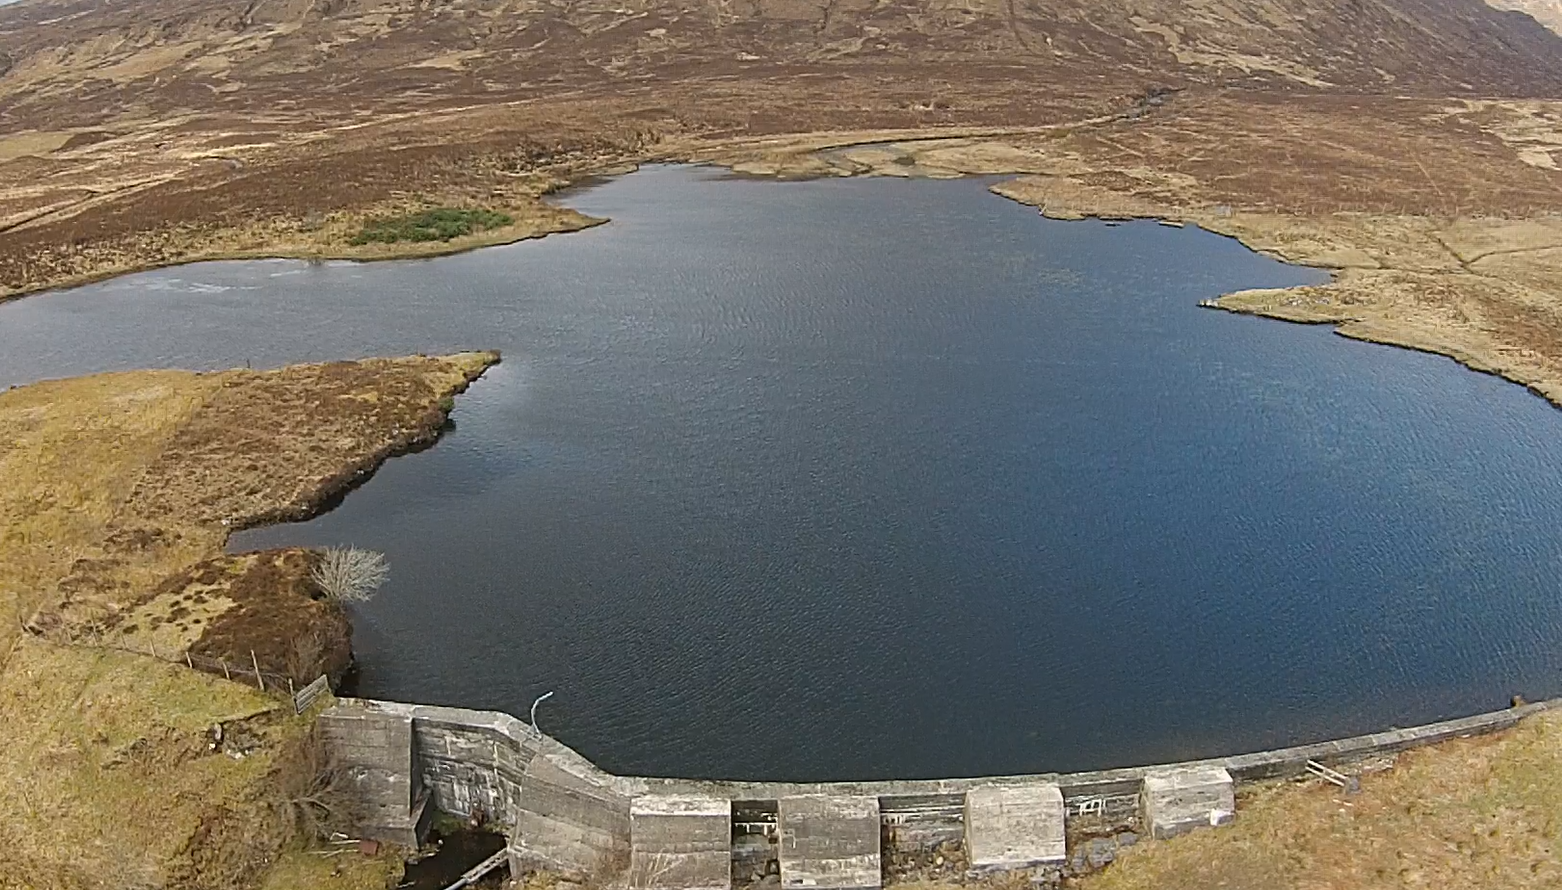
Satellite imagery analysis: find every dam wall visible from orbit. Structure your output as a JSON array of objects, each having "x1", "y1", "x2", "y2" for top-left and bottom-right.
[
  {"x1": 321, "y1": 696, "x2": 1559, "y2": 887},
  {"x1": 321, "y1": 701, "x2": 630, "y2": 873}
]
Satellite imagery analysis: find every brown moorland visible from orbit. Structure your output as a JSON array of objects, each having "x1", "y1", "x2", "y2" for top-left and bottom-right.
[
  {"x1": 0, "y1": 0, "x2": 1560, "y2": 300},
  {"x1": 4, "y1": 0, "x2": 1562, "y2": 888},
  {"x1": 0, "y1": 0, "x2": 1559, "y2": 411}
]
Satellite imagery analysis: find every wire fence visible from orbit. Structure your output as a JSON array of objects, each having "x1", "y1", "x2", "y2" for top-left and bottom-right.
[{"x1": 22, "y1": 617, "x2": 300, "y2": 698}]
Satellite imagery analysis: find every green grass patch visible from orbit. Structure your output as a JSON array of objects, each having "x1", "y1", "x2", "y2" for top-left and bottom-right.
[{"x1": 349, "y1": 207, "x2": 514, "y2": 246}]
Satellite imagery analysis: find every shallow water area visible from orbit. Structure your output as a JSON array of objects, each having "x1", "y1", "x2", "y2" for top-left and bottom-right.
[{"x1": 5, "y1": 166, "x2": 1562, "y2": 782}]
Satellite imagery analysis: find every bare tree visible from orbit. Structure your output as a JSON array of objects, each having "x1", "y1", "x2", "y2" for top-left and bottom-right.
[
  {"x1": 277, "y1": 723, "x2": 352, "y2": 845},
  {"x1": 311, "y1": 547, "x2": 388, "y2": 603},
  {"x1": 285, "y1": 626, "x2": 327, "y2": 686}
]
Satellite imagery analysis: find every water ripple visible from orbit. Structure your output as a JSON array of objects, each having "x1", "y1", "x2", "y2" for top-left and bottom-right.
[{"x1": 3, "y1": 167, "x2": 1561, "y2": 780}]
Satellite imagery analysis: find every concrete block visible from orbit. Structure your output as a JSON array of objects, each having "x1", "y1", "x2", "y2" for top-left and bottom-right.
[
  {"x1": 1140, "y1": 767, "x2": 1234, "y2": 840},
  {"x1": 879, "y1": 793, "x2": 964, "y2": 848},
  {"x1": 320, "y1": 705, "x2": 426, "y2": 846},
  {"x1": 778, "y1": 795, "x2": 881, "y2": 890},
  {"x1": 963, "y1": 783, "x2": 1065, "y2": 870},
  {"x1": 514, "y1": 754, "x2": 632, "y2": 874},
  {"x1": 630, "y1": 795, "x2": 732, "y2": 890}
]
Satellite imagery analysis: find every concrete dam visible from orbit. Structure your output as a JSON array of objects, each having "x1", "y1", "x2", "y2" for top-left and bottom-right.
[{"x1": 322, "y1": 696, "x2": 1558, "y2": 888}]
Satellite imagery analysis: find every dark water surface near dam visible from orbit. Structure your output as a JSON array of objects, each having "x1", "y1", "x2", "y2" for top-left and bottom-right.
[{"x1": 6, "y1": 166, "x2": 1562, "y2": 781}]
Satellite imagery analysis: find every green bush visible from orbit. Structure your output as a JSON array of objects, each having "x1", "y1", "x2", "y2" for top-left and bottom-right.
[{"x1": 349, "y1": 207, "x2": 513, "y2": 246}]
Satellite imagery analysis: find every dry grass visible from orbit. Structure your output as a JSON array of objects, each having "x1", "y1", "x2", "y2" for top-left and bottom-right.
[
  {"x1": 679, "y1": 104, "x2": 1562, "y2": 890},
  {"x1": 257, "y1": 848, "x2": 404, "y2": 890},
  {"x1": 0, "y1": 352, "x2": 498, "y2": 890},
  {"x1": 0, "y1": 192, "x2": 603, "y2": 305},
  {"x1": 1, "y1": 125, "x2": 1560, "y2": 890},
  {"x1": 1080, "y1": 712, "x2": 1562, "y2": 890},
  {"x1": 1203, "y1": 225, "x2": 1562, "y2": 403},
  {"x1": 0, "y1": 0, "x2": 1554, "y2": 303},
  {"x1": 877, "y1": 713, "x2": 1562, "y2": 890},
  {"x1": 0, "y1": 129, "x2": 74, "y2": 162},
  {"x1": 0, "y1": 640, "x2": 283, "y2": 890},
  {"x1": 45, "y1": 548, "x2": 359, "y2": 688},
  {"x1": 0, "y1": 369, "x2": 223, "y2": 643},
  {"x1": 0, "y1": 13, "x2": 1554, "y2": 889}
]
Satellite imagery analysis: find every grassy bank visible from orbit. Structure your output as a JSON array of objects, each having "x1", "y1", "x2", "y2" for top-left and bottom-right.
[
  {"x1": 1078, "y1": 711, "x2": 1562, "y2": 890},
  {"x1": 0, "y1": 352, "x2": 498, "y2": 890},
  {"x1": 0, "y1": 196, "x2": 605, "y2": 306}
]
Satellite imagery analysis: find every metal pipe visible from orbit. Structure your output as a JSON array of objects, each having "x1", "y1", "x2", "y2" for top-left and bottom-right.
[{"x1": 530, "y1": 690, "x2": 554, "y2": 736}]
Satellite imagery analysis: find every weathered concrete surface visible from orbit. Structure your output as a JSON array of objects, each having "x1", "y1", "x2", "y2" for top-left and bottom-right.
[
  {"x1": 777, "y1": 793, "x2": 887, "y2": 880},
  {"x1": 413, "y1": 714, "x2": 532, "y2": 826},
  {"x1": 630, "y1": 795, "x2": 732, "y2": 890},
  {"x1": 515, "y1": 745, "x2": 633, "y2": 874},
  {"x1": 319, "y1": 704, "x2": 428, "y2": 846},
  {"x1": 319, "y1": 696, "x2": 1562, "y2": 876},
  {"x1": 778, "y1": 795, "x2": 882, "y2": 889},
  {"x1": 880, "y1": 793, "x2": 964, "y2": 848},
  {"x1": 322, "y1": 699, "x2": 630, "y2": 875},
  {"x1": 964, "y1": 783, "x2": 1066, "y2": 870},
  {"x1": 1140, "y1": 766, "x2": 1235, "y2": 840},
  {"x1": 634, "y1": 699, "x2": 1561, "y2": 804}
]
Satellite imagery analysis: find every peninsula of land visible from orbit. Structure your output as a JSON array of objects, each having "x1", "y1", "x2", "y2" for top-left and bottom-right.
[{"x1": 0, "y1": 352, "x2": 496, "y2": 889}]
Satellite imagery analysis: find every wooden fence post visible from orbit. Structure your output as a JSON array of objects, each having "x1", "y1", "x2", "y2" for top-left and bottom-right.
[
  {"x1": 252, "y1": 650, "x2": 265, "y2": 692},
  {"x1": 221, "y1": 658, "x2": 230, "y2": 681}
]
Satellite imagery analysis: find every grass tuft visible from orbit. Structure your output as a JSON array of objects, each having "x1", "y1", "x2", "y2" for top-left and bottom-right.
[{"x1": 348, "y1": 207, "x2": 513, "y2": 245}]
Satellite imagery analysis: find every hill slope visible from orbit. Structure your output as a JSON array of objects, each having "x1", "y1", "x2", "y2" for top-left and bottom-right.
[
  {"x1": 1491, "y1": 0, "x2": 1562, "y2": 34},
  {"x1": 0, "y1": 0, "x2": 1560, "y2": 135}
]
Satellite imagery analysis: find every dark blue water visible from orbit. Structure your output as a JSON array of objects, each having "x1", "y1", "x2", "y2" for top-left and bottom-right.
[{"x1": 5, "y1": 166, "x2": 1562, "y2": 781}]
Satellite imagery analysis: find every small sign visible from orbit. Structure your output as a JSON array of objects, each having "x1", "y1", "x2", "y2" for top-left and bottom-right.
[{"x1": 294, "y1": 674, "x2": 330, "y2": 715}]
